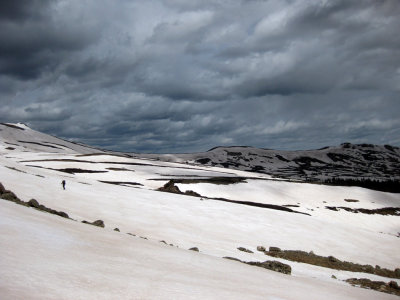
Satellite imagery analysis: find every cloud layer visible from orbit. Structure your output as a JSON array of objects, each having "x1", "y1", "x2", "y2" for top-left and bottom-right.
[{"x1": 1, "y1": 0, "x2": 399, "y2": 152}]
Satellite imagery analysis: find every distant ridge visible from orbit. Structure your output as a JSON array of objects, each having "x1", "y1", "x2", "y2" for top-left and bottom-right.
[
  {"x1": 1, "y1": 122, "x2": 399, "y2": 192},
  {"x1": 148, "y1": 144, "x2": 400, "y2": 192}
]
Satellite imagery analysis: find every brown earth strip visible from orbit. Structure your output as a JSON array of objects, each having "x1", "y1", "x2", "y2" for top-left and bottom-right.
[
  {"x1": 223, "y1": 257, "x2": 292, "y2": 275},
  {"x1": 346, "y1": 278, "x2": 400, "y2": 296},
  {"x1": 325, "y1": 206, "x2": 400, "y2": 216},
  {"x1": 25, "y1": 165, "x2": 108, "y2": 174},
  {"x1": 99, "y1": 181, "x2": 143, "y2": 187},
  {"x1": 263, "y1": 247, "x2": 400, "y2": 279},
  {"x1": 18, "y1": 140, "x2": 63, "y2": 149}
]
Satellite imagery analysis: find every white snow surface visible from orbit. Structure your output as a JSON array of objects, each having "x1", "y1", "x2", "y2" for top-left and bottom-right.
[
  {"x1": 1, "y1": 123, "x2": 399, "y2": 299},
  {"x1": 2, "y1": 200, "x2": 397, "y2": 300}
]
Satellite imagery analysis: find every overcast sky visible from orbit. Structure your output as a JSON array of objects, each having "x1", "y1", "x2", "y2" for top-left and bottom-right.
[{"x1": 0, "y1": 0, "x2": 399, "y2": 153}]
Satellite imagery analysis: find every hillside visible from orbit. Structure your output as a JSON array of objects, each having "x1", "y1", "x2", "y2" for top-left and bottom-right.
[
  {"x1": 147, "y1": 144, "x2": 400, "y2": 182},
  {"x1": 1, "y1": 123, "x2": 399, "y2": 299}
]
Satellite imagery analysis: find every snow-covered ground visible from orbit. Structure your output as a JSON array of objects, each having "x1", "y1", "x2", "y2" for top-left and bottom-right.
[
  {"x1": 3, "y1": 200, "x2": 397, "y2": 300},
  {"x1": 1, "y1": 123, "x2": 399, "y2": 299}
]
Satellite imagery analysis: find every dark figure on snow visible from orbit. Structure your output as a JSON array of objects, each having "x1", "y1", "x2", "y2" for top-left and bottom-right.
[{"x1": 62, "y1": 180, "x2": 66, "y2": 190}]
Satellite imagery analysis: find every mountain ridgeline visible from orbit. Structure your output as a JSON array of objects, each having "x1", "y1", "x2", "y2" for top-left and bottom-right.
[{"x1": 168, "y1": 144, "x2": 400, "y2": 193}]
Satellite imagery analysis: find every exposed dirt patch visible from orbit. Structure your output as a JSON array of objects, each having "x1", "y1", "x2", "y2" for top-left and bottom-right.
[
  {"x1": 275, "y1": 155, "x2": 290, "y2": 162},
  {"x1": 106, "y1": 167, "x2": 135, "y2": 171},
  {"x1": 226, "y1": 151, "x2": 243, "y2": 156},
  {"x1": 158, "y1": 180, "x2": 200, "y2": 196},
  {"x1": 264, "y1": 247, "x2": 400, "y2": 279},
  {"x1": 57, "y1": 168, "x2": 109, "y2": 174},
  {"x1": 325, "y1": 206, "x2": 400, "y2": 216},
  {"x1": 169, "y1": 177, "x2": 247, "y2": 185},
  {"x1": 99, "y1": 181, "x2": 143, "y2": 187},
  {"x1": 346, "y1": 278, "x2": 400, "y2": 296},
  {"x1": 21, "y1": 159, "x2": 97, "y2": 164},
  {"x1": 25, "y1": 165, "x2": 108, "y2": 174},
  {"x1": 237, "y1": 247, "x2": 253, "y2": 253},
  {"x1": 196, "y1": 158, "x2": 211, "y2": 164},
  {"x1": 18, "y1": 140, "x2": 63, "y2": 149},
  {"x1": 158, "y1": 180, "x2": 183, "y2": 194},
  {"x1": 211, "y1": 197, "x2": 310, "y2": 216},
  {"x1": 5, "y1": 166, "x2": 26, "y2": 173},
  {"x1": 82, "y1": 219, "x2": 105, "y2": 228},
  {"x1": 344, "y1": 199, "x2": 360, "y2": 202},
  {"x1": 223, "y1": 257, "x2": 291, "y2": 275},
  {"x1": 77, "y1": 153, "x2": 131, "y2": 158}
]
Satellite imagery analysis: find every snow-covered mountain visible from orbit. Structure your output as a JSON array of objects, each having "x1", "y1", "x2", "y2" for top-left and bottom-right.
[
  {"x1": 1, "y1": 123, "x2": 399, "y2": 299},
  {"x1": 144, "y1": 144, "x2": 400, "y2": 183}
]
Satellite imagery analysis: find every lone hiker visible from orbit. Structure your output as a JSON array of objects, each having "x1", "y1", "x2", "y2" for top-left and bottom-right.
[{"x1": 61, "y1": 180, "x2": 66, "y2": 190}]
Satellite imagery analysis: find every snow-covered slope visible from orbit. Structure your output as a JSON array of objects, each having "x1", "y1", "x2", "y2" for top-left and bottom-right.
[
  {"x1": 0, "y1": 122, "x2": 105, "y2": 154},
  {"x1": 3, "y1": 200, "x2": 397, "y2": 300},
  {"x1": 1, "y1": 123, "x2": 399, "y2": 299}
]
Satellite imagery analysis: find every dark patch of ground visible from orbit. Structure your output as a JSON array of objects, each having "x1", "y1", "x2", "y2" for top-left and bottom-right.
[
  {"x1": 99, "y1": 181, "x2": 143, "y2": 187},
  {"x1": 346, "y1": 278, "x2": 400, "y2": 296},
  {"x1": 106, "y1": 167, "x2": 134, "y2": 171},
  {"x1": 1, "y1": 123, "x2": 25, "y2": 130},
  {"x1": 196, "y1": 158, "x2": 211, "y2": 164},
  {"x1": 212, "y1": 197, "x2": 310, "y2": 216},
  {"x1": 21, "y1": 159, "x2": 97, "y2": 164},
  {"x1": 5, "y1": 166, "x2": 26, "y2": 173},
  {"x1": 250, "y1": 165, "x2": 265, "y2": 172},
  {"x1": 237, "y1": 247, "x2": 253, "y2": 253},
  {"x1": 5, "y1": 147, "x2": 15, "y2": 150},
  {"x1": 344, "y1": 199, "x2": 359, "y2": 202},
  {"x1": 223, "y1": 257, "x2": 291, "y2": 275},
  {"x1": 41, "y1": 142, "x2": 74, "y2": 150},
  {"x1": 324, "y1": 178, "x2": 400, "y2": 193},
  {"x1": 18, "y1": 140, "x2": 63, "y2": 149},
  {"x1": 264, "y1": 247, "x2": 400, "y2": 279},
  {"x1": 56, "y1": 168, "x2": 108, "y2": 174},
  {"x1": 276, "y1": 155, "x2": 290, "y2": 162},
  {"x1": 82, "y1": 219, "x2": 105, "y2": 228},
  {"x1": 154, "y1": 174, "x2": 206, "y2": 178},
  {"x1": 158, "y1": 181, "x2": 201, "y2": 197},
  {"x1": 77, "y1": 153, "x2": 132, "y2": 158},
  {"x1": 326, "y1": 153, "x2": 353, "y2": 163},
  {"x1": 169, "y1": 177, "x2": 247, "y2": 185},
  {"x1": 226, "y1": 151, "x2": 243, "y2": 156},
  {"x1": 325, "y1": 206, "x2": 400, "y2": 216},
  {"x1": 293, "y1": 157, "x2": 325, "y2": 166},
  {"x1": 26, "y1": 165, "x2": 108, "y2": 174}
]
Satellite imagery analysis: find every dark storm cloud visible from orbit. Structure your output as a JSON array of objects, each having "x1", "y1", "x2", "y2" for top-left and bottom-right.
[
  {"x1": 0, "y1": 0, "x2": 101, "y2": 79},
  {"x1": 0, "y1": 0, "x2": 399, "y2": 153},
  {"x1": 0, "y1": 0, "x2": 51, "y2": 21}
]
